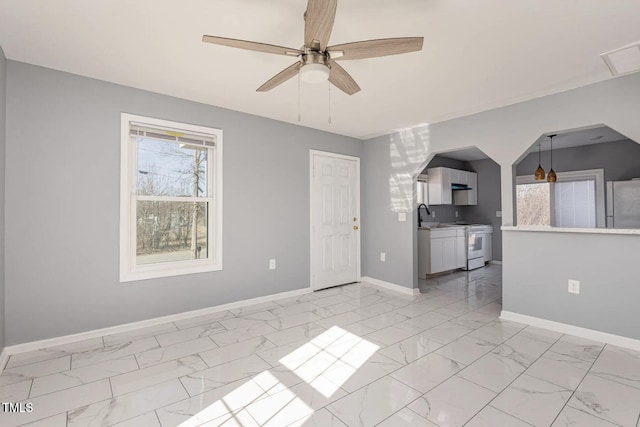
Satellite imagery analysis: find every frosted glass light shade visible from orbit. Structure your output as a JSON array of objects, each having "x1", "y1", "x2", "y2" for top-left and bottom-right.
[{"x1": 300, "y1": 63, "x2": 330, "y2": 83}]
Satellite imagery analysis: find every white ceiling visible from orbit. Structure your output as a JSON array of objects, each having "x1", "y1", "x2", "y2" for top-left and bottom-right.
[
  {"x1": 1, "y1": 1, "x2": 640, "y2": 140},
  {"x1": 527, "y1": 126, "x2": 631, "y2": 155}
]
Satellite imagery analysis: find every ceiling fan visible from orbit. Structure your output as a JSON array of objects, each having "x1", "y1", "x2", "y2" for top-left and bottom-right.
[{"x1": 202, "y1": 0, "x2": 424, "y2": 95}]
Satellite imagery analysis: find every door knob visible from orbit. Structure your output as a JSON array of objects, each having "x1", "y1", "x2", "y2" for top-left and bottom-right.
[{"x1": 353, "y1": 225, "x2": 359, "y2": 230}]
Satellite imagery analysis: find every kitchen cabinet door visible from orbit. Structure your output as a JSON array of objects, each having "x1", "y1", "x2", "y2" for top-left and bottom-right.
[
  {"x1": 430, "y1": 238, "x2": 445, "y2": 273},
  {"x1": 431, "y1": 237, "x2": 456, "y2": 273},
  {"x1": 450, "y1": 169, "x2": 463, "y2": 186},
  {"x1": 443, "y1": 238, "x2": 457, "y2": 271},
  {"x1": 427, "y1": 168, "x2": 452, "y2": 205}
]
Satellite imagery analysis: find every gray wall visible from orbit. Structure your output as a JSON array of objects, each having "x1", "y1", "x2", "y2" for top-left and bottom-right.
[
  {"x1": 465, "y1": 159, "x2": 502, "y2": 261},
  {"x1": 0, "y1": 46, "x2": 6, "y2": 351},
  {"x1": 362, "y1": 137, "x2": 413, "y2": 287},
  {"x1": 516, "y1": 139, "x2": 640, "y2": 181},
  {"x1": 503, "y1": 230, "x2": 640, "y2": 339},
  {"x1": 4, "y1": 61, "x2": 362, "y2": 345}
]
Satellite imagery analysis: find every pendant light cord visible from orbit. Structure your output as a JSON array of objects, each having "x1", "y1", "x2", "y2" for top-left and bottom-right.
[
  {"x1": 328, "y1": 81, "x2": 332, "y2": 124},
  {"x1": 538, "y1": 143, "x2": 541, "y2": 163}
]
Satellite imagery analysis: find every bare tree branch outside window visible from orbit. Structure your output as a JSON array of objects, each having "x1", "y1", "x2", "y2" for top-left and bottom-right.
[{"x1": 517, "y1": 183, "x2": 550, "y2": 226}]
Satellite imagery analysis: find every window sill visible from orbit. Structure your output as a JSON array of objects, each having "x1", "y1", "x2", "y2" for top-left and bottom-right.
[
  {"x1": 120, "y1": 262, "x2": 222, "y2": 282},
  {"x1": 502, "y1": 225, "x2": 640, "y2": 235}
]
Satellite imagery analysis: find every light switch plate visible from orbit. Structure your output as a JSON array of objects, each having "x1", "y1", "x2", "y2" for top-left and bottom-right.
[
  {"x1": 269, "y1": 259, "x2": 276, "y2": 270},
  {"x1": 398, "y1": 212, "x2": 407, "y2": 222},
  {"x1": 380, "y1": 252, "x2": 386, "y2": 262}
]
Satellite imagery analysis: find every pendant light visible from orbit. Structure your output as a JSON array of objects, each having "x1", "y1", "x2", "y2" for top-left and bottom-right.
[
  {"x1": 534, "y1": 142, "x2": 545, "y2": 180},
  {"x1": 547, "y1": 134, "x2": 557, "y2": 183}
]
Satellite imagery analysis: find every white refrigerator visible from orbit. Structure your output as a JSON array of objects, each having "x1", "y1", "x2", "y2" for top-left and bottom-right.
[{"x1": 606, "y1": 179, "x2": 640, "y2": 228}]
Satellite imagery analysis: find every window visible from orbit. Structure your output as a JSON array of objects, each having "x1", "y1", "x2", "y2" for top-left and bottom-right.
[
  {"x1": 416, "y1": 175, "x2": 428, "y2": 205},
  {"x1": 516, "y1": 169, "x2": 604, "y2": 228},
  {"x1": 120, "y1": 114, "x2": 223, "y2": 281}
]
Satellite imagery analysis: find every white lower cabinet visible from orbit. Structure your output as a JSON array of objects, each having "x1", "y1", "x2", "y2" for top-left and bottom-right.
[{"x1": 418, "y1": 227, "x2": 467, "y2": 277}]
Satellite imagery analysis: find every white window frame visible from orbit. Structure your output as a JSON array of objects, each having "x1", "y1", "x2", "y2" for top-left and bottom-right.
[
  {"x1": 516, "y1": 168, "x2": 605, "y2": 227},
  {"x1": 120, "y1": 113, "x2": 223, "y2": 282}
]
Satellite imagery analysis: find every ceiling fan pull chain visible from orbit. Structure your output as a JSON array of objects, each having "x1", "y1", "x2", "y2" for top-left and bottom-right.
[
  {"x1": 328, "y1": 81, "x2": 332, "y2": 124},
  {"x1": 298, "y1": 71, "x2": 302, "y2": 122}
]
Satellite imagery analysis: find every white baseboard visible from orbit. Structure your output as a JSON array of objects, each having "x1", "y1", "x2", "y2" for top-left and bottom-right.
[
  {"x1": 489, "y1": 260, "x2": 502, "y2": 265},
  {"x1": 500, "y1": 311, "x2": 640, "y2": 352},
  {"x1": 361, "y1": 276, "x2": 420, "y2": 296},
  {"x1": 1, "y1": 286, "x2": 313, "y2": 368}
]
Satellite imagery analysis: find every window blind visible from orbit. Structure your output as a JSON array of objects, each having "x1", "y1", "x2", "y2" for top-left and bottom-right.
[{"x1": 130, "y1": 123, "x2": 216, "y2": 147}]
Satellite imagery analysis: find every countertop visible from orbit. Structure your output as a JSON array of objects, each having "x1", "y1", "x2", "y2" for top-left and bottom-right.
[{"x1": 418, "y1": 225, "x2": 467, "y2": 230}]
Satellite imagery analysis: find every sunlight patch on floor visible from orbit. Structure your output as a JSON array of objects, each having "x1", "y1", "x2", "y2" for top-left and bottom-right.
[
  {"x1": 279, "y1": 326, "x2": 379, "y2": 398},
  {"x1": 180, "y1": 326, "x2": 378, "y2": 425}
]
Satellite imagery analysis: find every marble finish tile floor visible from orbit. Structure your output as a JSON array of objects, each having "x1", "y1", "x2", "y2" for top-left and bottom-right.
[{"x1": 1, "y1": 265, "x2": 640, "y2": 426}]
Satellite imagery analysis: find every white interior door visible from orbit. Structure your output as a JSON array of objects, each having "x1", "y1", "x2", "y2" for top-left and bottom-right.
[{"x1": 310, "y1": 151, "x2": 360, "y2": 291}]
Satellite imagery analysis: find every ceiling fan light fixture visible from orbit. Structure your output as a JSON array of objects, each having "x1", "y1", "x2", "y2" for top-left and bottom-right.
[{"x1": 300, "y1": 63, "x2": 330, "y2": 83}]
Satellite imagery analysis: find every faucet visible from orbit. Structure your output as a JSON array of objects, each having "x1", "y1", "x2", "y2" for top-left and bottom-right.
[{"x1": 417, "y1": 203, "x2": 431, "y2": 227}]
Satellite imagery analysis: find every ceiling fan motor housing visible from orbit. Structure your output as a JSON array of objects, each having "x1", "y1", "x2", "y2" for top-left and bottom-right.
[{"x1": 302, "y1": 48, "x2": 329, "y2": 66}]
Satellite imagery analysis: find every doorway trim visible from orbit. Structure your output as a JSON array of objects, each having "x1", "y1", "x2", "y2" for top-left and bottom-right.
[{"x1": 309, "y1": 150, "x2": 361, "y2": 291}]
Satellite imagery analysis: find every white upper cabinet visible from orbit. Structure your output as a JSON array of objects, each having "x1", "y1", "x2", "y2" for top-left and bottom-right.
[
  {"x1": 427, "y1": 167, "x2": 477, "y2": 205},
  {"x1": 450, "y1": 169, "x2": 463, "y2": 186},
  {"x1": 427, "y1": 167, "x2": 452, "y2": 205}
]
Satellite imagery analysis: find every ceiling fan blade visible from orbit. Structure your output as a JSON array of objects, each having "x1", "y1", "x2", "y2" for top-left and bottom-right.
[
  {"x1": 257, "y1": 62, "x2": 302, "y2": 92},
  {"x1": 329, "y1": 61, "x2": 361, "y2": 95},
  {"x1": 304, "y1": 0, "x2": 337, "y2": 50},
  {"x1": 202, "y1": 35, "x2": 302, "y2": 57},
  {"x1": 327, "y1": 37, "x2": 424, "y2": 61}
]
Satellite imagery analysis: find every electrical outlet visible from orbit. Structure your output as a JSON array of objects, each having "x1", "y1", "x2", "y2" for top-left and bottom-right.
[
  {"x1": 496, "y1": 211, "x2": 502, "y2": 218},
  {"x1": 455, "y1": 211, "x2": 459, "y2": 218},
  {"x1": 431, "y1": 211, "x2": 436, "y2": 218},
  {"x1": 568, "y1": 279, "x2": 580, "y2": 294},
  {"x1": 380, "y1": 252, "x2": 386, "y2": 262},
  {"x1": 398, "y1": 212, "x2": 406, "y2": 222},
  {"x1": 269, "y1": 259, "x2": 276, "y2": 270}
]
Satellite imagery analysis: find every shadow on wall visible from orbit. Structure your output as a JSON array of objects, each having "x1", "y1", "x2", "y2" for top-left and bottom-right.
[{"x1": 388, "y1": 125, "x2": 432, "y2": 213}]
